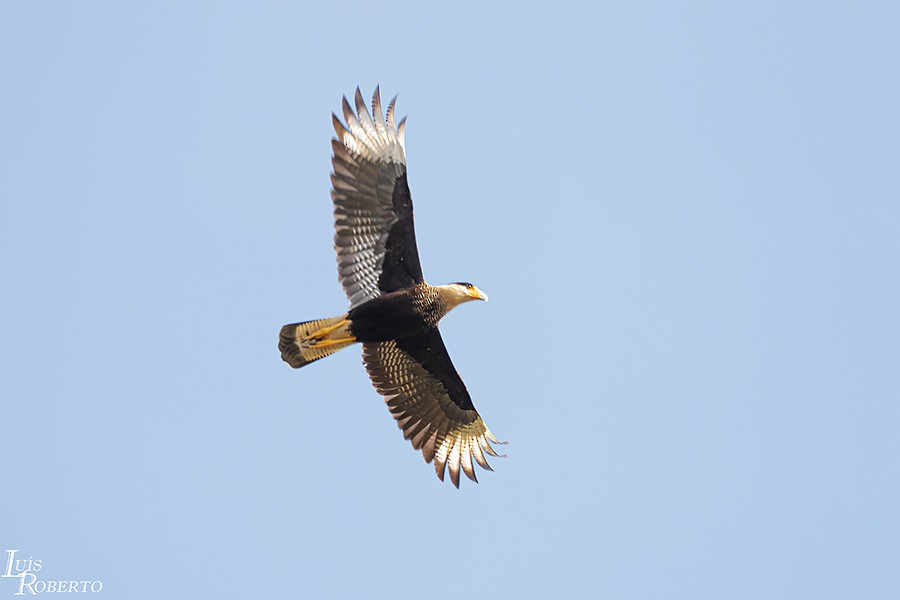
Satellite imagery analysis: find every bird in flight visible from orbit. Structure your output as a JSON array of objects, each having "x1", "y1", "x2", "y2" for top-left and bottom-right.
[{"x1": 279, "y1": 87, "x2": 503, "y2": 487}]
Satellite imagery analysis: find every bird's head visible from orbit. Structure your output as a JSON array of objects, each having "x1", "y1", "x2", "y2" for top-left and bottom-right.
[{"x1": 438, "y1": 282, "x2": 489, "y2": 309}]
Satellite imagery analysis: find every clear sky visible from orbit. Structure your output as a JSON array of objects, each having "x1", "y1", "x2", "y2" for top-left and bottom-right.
[{"x1": 1, "y1": 1, "x2": 898, "y2": 598}]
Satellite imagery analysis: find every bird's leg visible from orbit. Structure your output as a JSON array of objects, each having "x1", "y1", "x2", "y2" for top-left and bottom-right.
[
  {"x1": 307, "y1": 319, "x2": 349, "y2": 341},
  {"x1": 308, "y1": 336, "x2": 356, "y2": 348}
]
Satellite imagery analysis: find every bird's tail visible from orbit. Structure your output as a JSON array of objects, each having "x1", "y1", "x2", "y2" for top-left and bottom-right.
[{"x1": 279, "y1": 314, "x2": 356, "y2": 369}]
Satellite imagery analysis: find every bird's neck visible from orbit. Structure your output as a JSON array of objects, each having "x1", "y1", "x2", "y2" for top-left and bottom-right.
[{"x1": 432, "y1": 284, "x2": 471, "y2": 313}]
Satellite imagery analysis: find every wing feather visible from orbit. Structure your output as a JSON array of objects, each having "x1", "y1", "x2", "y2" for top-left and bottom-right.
[
  {"x1": 330, "y1": 88, "x2": 422, "y2": 309},
  {"x1": 361, "y1": 329, "x2": 501, "y2": 487}
]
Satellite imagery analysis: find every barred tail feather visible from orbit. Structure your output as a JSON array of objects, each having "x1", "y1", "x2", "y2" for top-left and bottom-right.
[{"x1": 279, "y1": 314, "x2": 355, "y2": 369}]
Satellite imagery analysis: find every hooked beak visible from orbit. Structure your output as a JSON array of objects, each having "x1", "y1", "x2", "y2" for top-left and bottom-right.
[{"x1": 469, "y1": 286, "x2": 489, "y2": 302}]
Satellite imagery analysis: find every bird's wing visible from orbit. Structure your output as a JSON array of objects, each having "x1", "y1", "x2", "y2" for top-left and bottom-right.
[
  {"x1": 330, "y1": 87, "x2": 424, "y2": 310},
  {"x1": 362, "y1": 328, "x2": 503, "y2": 487}
]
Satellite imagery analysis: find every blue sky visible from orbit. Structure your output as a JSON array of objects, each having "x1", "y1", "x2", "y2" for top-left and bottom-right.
[{"x1": 1, "y1": 1, "x2": 898, "y2": 598}]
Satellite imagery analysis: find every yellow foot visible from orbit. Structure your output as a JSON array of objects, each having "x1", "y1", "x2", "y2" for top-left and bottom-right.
[
  {"x1": 308, "y1": 336, "x2": 356, "y2": 349},
  {"x1": 307, "y1": 319, "x2": 349, "y2": 341}
]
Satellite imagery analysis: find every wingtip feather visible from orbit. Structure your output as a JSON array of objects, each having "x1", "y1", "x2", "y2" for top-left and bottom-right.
[
  {"x1": 460, "y1": 439, "x2": 478, "y2": 483},
  {"x1": 472, "y1": 439, "x2": 493, "y2": 471},
  {"x1": 354, "y1": 87, "x2": 365, "y2": 113},
  {"x1": 334, "y1": 88, "x2": 405, "y2": 164},
  {"x1": 397, "y1": 116, "x2": 407, "y2": 147},
  {"x1": 331, "y1": 113, "x2": 348, "y2": 138},
  {"x1": 386, "y1": 94, "x2": 398, "y2": 129},
  {"x1": 341, "y1": 96, "x2": 354, "y2": 123},
  {"x1": 372, "y1": 86, "x2": 385, "y2": 128},
  {"x1": 448, "y1": 439, "x2": 462, "y2": 488}
]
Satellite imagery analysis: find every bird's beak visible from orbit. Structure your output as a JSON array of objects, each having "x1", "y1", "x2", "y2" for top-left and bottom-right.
[{"x1": 469, "y1": 286, "x2": 489, "y2": 302}]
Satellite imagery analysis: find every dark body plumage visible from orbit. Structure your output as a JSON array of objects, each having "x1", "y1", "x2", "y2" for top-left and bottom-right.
[
  {"x1": 279, "y1": 88, "x2": 501, "y2": 487},
  {"x1": 348, "y1": 284, "x2": 448, "y2": 342}
]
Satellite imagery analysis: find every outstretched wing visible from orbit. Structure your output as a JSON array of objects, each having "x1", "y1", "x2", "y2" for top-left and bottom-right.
[
  {"x1": 331, "y1": 87, "x2": 424, "y2": 310},
  {"x1": 362, "y1": 328, "x2": 503, "y2": 487}
]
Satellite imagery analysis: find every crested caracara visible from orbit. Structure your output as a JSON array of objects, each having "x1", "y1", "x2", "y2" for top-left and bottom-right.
[{"x1": 279, "y1": 88, "x2": 503, "y2": 487}]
